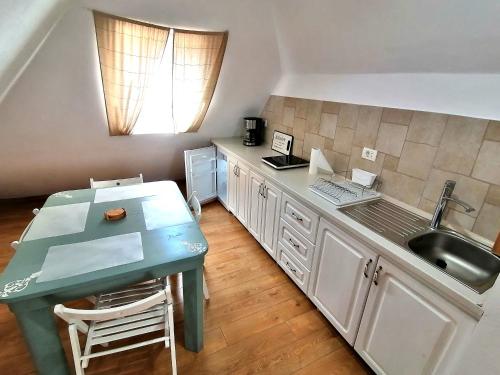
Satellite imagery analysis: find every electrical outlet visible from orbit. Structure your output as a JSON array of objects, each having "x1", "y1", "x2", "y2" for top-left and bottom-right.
[{"x1": 361, "y1": 147, "x2": 378, "y2": 162}]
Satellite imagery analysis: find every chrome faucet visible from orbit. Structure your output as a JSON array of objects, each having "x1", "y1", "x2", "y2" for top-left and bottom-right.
[{"x1": 430, "y1": 180, "x2": 475, "y2": 230}]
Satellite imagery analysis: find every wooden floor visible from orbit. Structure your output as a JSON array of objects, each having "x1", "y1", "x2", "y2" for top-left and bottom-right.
[{"x1": 0, "y1": 196, "x2": 372, "y2": 375}]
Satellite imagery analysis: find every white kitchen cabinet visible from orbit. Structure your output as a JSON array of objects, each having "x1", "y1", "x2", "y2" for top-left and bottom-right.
[
  {"x1": 227, "y1": 157, "x2": 249, "y2": 227},
  {"x1": 247, "y1": 170, "x2": 282, "y2": 257},
  {"x1": 227, "y1": 158, "x2": 238, "y2": 214},
  {"x1": 260, "y1": 179, "x2": 281, "y2": 257},
  {"x1": 247, "y1": 170, "x2": 264, "y2": 239},
  {"x1": 309, "y1": 218, "x2": 378, "y2": 345},
  {"x1": 355, "y1": 257, "x2": 475, "y2": 375},
  {"x1": 236, "y1": 162, "x2": 249, "y2": 227}
]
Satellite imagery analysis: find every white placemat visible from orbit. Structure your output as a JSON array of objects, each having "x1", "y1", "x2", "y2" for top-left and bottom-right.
[
  {"x1": 24, "y1": 202, "x2": 91, "y2": 241},
  {"x1": 142, "y1": 197, "x2": 193, "y2": 230},
  {"x1": 36, "y1": 232, "x2": 143, "y2": 283},
  {"x1": 94, "y1": 183, "x2": 168, "y2": 203}
]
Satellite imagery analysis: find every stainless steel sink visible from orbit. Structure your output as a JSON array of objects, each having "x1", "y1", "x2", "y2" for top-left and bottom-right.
[{"x1": 406, "y1": 230, "x2": 500, "y2": 294}]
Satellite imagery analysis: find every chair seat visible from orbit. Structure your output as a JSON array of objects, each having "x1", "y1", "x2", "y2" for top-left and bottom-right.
[{"x1": 89, "y1": 280, "x2": 169, "y2": 347}]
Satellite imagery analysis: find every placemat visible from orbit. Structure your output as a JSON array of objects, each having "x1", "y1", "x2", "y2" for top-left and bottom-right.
[{"x1": 36, "y1": 232, "x2": 143, "y2": 283}]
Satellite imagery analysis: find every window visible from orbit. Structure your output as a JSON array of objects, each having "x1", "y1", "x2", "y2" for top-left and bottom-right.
[{"x1": 93, "y1": 11, "x2": 228, "y2": 136}]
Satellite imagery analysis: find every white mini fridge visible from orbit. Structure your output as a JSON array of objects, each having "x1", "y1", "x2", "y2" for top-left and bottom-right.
[{"x1": 184, "y1": 146, "x2": 228, "y2": 208}]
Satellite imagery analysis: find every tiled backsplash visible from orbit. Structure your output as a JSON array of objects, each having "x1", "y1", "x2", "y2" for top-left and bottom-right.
[{"x1": 261, "y1": 95, "x2": 500, "y2": 242}]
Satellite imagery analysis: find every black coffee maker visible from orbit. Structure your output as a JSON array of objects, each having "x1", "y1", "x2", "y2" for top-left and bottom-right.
[{"x1": 242, "y1": 117, "x2": 264, "y2": 146}]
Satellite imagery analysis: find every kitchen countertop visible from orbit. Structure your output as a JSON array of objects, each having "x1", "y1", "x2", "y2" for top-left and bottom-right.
[{"x1": 212, "y1": 137, "x2": 496, "y2": 319}]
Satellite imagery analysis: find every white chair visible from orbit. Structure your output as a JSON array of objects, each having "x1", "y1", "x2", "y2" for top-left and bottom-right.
[
  {"x1": 10, "y1": 208, "x2": 39, "y2": 250},
  {"x1": 187, "y1": 192, "x2": 209, "y2": 301},
  {"x1": 90, "y1": 173, "x2": 143, "y2": 188},
  {"x1": 54, "y1": 279, "x2": 177, "y2": 375}
]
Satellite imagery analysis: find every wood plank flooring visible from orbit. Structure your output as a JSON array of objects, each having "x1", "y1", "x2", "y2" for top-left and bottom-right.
[{"x1": 0, "y1": 196, "x2": 372, "y2": 374}]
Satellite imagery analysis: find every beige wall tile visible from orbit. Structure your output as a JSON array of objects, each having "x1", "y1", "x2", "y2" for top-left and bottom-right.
[
  {"x1": 423, "y1": 169, "x2": 460, "y2": 201},
  {"x1": 397, "y1": 142, "x2": 437, "y2": 180},
  {"x1": 375, "y1": 122, "x2": 408, "y2": 157},
  {"x1": 418, "y1": 197, "x2": 436, "y2": 214},
  {"x1": 305, "y1": 100, "x2": 322, "y2": 134},
  {"x1": 472, "y1": 141, "x2": 500, "y2": 185},
  {"x1": 406, "y1": 111, "x2": 448, "y2": 146},
  {"x1": 292, "y1": 140, "x2": 303, "y2": 157},
  {"x1": 381, "y1": 108, "x2": 414, "y2": 125},
  {"x1": 473, "y1": 203, "x2": 500, "y2": 241},
  {"x1": 380, "y1": 169, "x2": 426, "y2": 206},
  {"x1": 322, "y1": 101, "x2": 341, "y2": 114},
  {"x1": 284, "y1": 97, "x2": 296, "y2": 107},
  {"x1": 383, "y1": 155, "x2": 399, "y2": 172},
  {"x1": 295, "y1": 99, "x2": 308, "y2": 119},
  {"x1": 433, "y1": 115, "x2": 488, "y2": 175},
  {"x1": 318, "y1": 113, "x2": 338, "y2": 138},
  {"x1": 337, "y1": 104, "x2": 360, "y2": 129},
  {"x1": 445, "y1": 209, "x2": 475, "y2": 231},
  {"x1": 302, "y1": 133, "x2": 325, "y2": 160},
  {"x1": 333, "y1": 127, "x2": 354, "y2": 155},
  {"x1": 324, "y1": 150, "x2": 349, "y2": 173},
  {"x1": 293, "y1": 117, "x2": 306, "y2": 141},
  {"x1": 486, "y1": 184, "x2": 500, "y2": 207},
  {"x1": 451, "y1": 176, "x2": 489, "y2": 218},
  {"x1": 423, "y1": 169, "x2": 488, "y2": 218},
  {"x1": 485, "y1": 121, "x2": 500, "y2": 141},
  {"x1": 353, "y1": 105, "x2": 383, "y2": 148},
  {"x1": 267, "y1": 95, "x2": 283, "y2": 112},
  {"x1": 324, "y1": 138, "x2": 335, "y2": 150},
  {"x1": 349, "y1": 146, "x2": 386, "y2": 175},
  {"x1": 283, "y1": 106, "x2": 295, "y2": 127}
]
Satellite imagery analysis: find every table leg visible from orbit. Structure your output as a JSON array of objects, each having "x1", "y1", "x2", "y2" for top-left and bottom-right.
[
  {"x1": 12, "y1": 305, "x2": 70, "y2": 375},
  {"x1": 182, "y1": 265, "x2": 204, "y2": 352}
]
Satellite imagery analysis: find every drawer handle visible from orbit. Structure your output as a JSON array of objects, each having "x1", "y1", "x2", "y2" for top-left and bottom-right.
[
  {"x1": 363, "y1": 259, "x2": 373, "y2": 278},
  {"x1": 291, "y1": 211, "x2": 303, "y2": 222},
  {"x1": 286, "y1": 261, "x2": 298, "y2": 274},
  {"x1": 288, "y1": 238, "x2": 300, "y2": 249},
  {"x1": 373, "y1": 266, "x2": 383, "y2": 286}
]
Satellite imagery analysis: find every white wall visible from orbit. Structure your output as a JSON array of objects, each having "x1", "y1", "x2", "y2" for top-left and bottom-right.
[
  {"x1": 0, "y1": 0, "x2": 70, "y2": 101},
  {"x1": 271, "y1": 0, "x2": 500, "y2": 119},
  {"x1": 273, "y1": 73, "x2": 500, "y2": 121},
  {"x1": 0, "y1": 0, "x2": 281, "y2": 198}
]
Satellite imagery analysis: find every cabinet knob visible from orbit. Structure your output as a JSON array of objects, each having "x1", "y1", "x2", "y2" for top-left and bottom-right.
[
  {"x1": 288, "y1": 238, "x2": 300, "y2": 249},
  {"x1": 291, "y1": 211, "x2": 303, "y2": 222},
  {"x1": 286, "y1": 261, "x2": 298, "y2": 274},
  {"x1": 373, "y1": 266, "x2": 383, "y2": 286},
  {"x1": 363, "y1": 259, "x2": 373, "y2": 278}
]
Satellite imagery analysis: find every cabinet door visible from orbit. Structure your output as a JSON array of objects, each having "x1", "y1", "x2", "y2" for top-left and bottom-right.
[
  {"x1": 247, "y1": 170, "x2": 264, "y2": 240},
  {"x1": 309, "y1": 218, "x2": 378, "y2": 345},
  {"x1": 236, "y1": 163, "x2": 249, "y2": 227},
  {"x1": 355, "y1": 257, "x2": 475, "y2": 375},
  {"x1": 184, "y1": 146, "x2": 217, "y2": 203},
  {"x1": 227, "y1": 158, "x2": 238, "y2": 214},
  {"x1": 216, "y1": 149, "x2": 228, "y2": 209},
  {"x1": 260, "y1": 180, "x2": 282, "y2": 258}
]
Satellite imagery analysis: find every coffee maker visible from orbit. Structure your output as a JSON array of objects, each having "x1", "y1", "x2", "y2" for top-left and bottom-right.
[{"x1": 242, "y1": 117, "x2": 264, "y2": 146}]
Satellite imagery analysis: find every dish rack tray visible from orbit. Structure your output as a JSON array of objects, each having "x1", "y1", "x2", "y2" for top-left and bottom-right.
[{"x1": 309, "y1": 178, "x2": 381, "y2": 207}]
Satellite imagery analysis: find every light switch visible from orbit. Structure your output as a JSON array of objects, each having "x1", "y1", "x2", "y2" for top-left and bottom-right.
[{"x1": 361, "y1": 147, "x2": 377, "y2": 162}]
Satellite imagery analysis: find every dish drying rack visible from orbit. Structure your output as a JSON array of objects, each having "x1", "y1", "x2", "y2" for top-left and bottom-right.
[{"x1": 309, "y1": 177, "x2": 381, "y2": 207}]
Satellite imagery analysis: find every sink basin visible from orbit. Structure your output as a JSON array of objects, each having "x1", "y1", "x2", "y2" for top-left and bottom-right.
[{"x1": 406, "y1": 230, "x2": 500, "y2": 294}]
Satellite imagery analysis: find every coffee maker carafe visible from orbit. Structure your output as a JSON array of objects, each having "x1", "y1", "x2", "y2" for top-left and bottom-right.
[{"x1": 243, "y1": 117, "x2": 264, "y2": 146}]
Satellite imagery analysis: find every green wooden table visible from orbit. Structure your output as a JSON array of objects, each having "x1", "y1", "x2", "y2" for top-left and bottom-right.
[{"x1": 0, "y1": 181, "x2": 208, "y2": 375}]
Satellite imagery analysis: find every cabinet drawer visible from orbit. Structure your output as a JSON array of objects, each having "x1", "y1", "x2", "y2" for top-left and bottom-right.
[
  {"x1": 277, "y1": 242, "x2": 310, "y2": 293},
  {"x1": 278, "y1": 219, "x2": 314, "y2": 270},
  {"x1": 280, "y1": 192, "x2": 319, "y2": 243}
]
